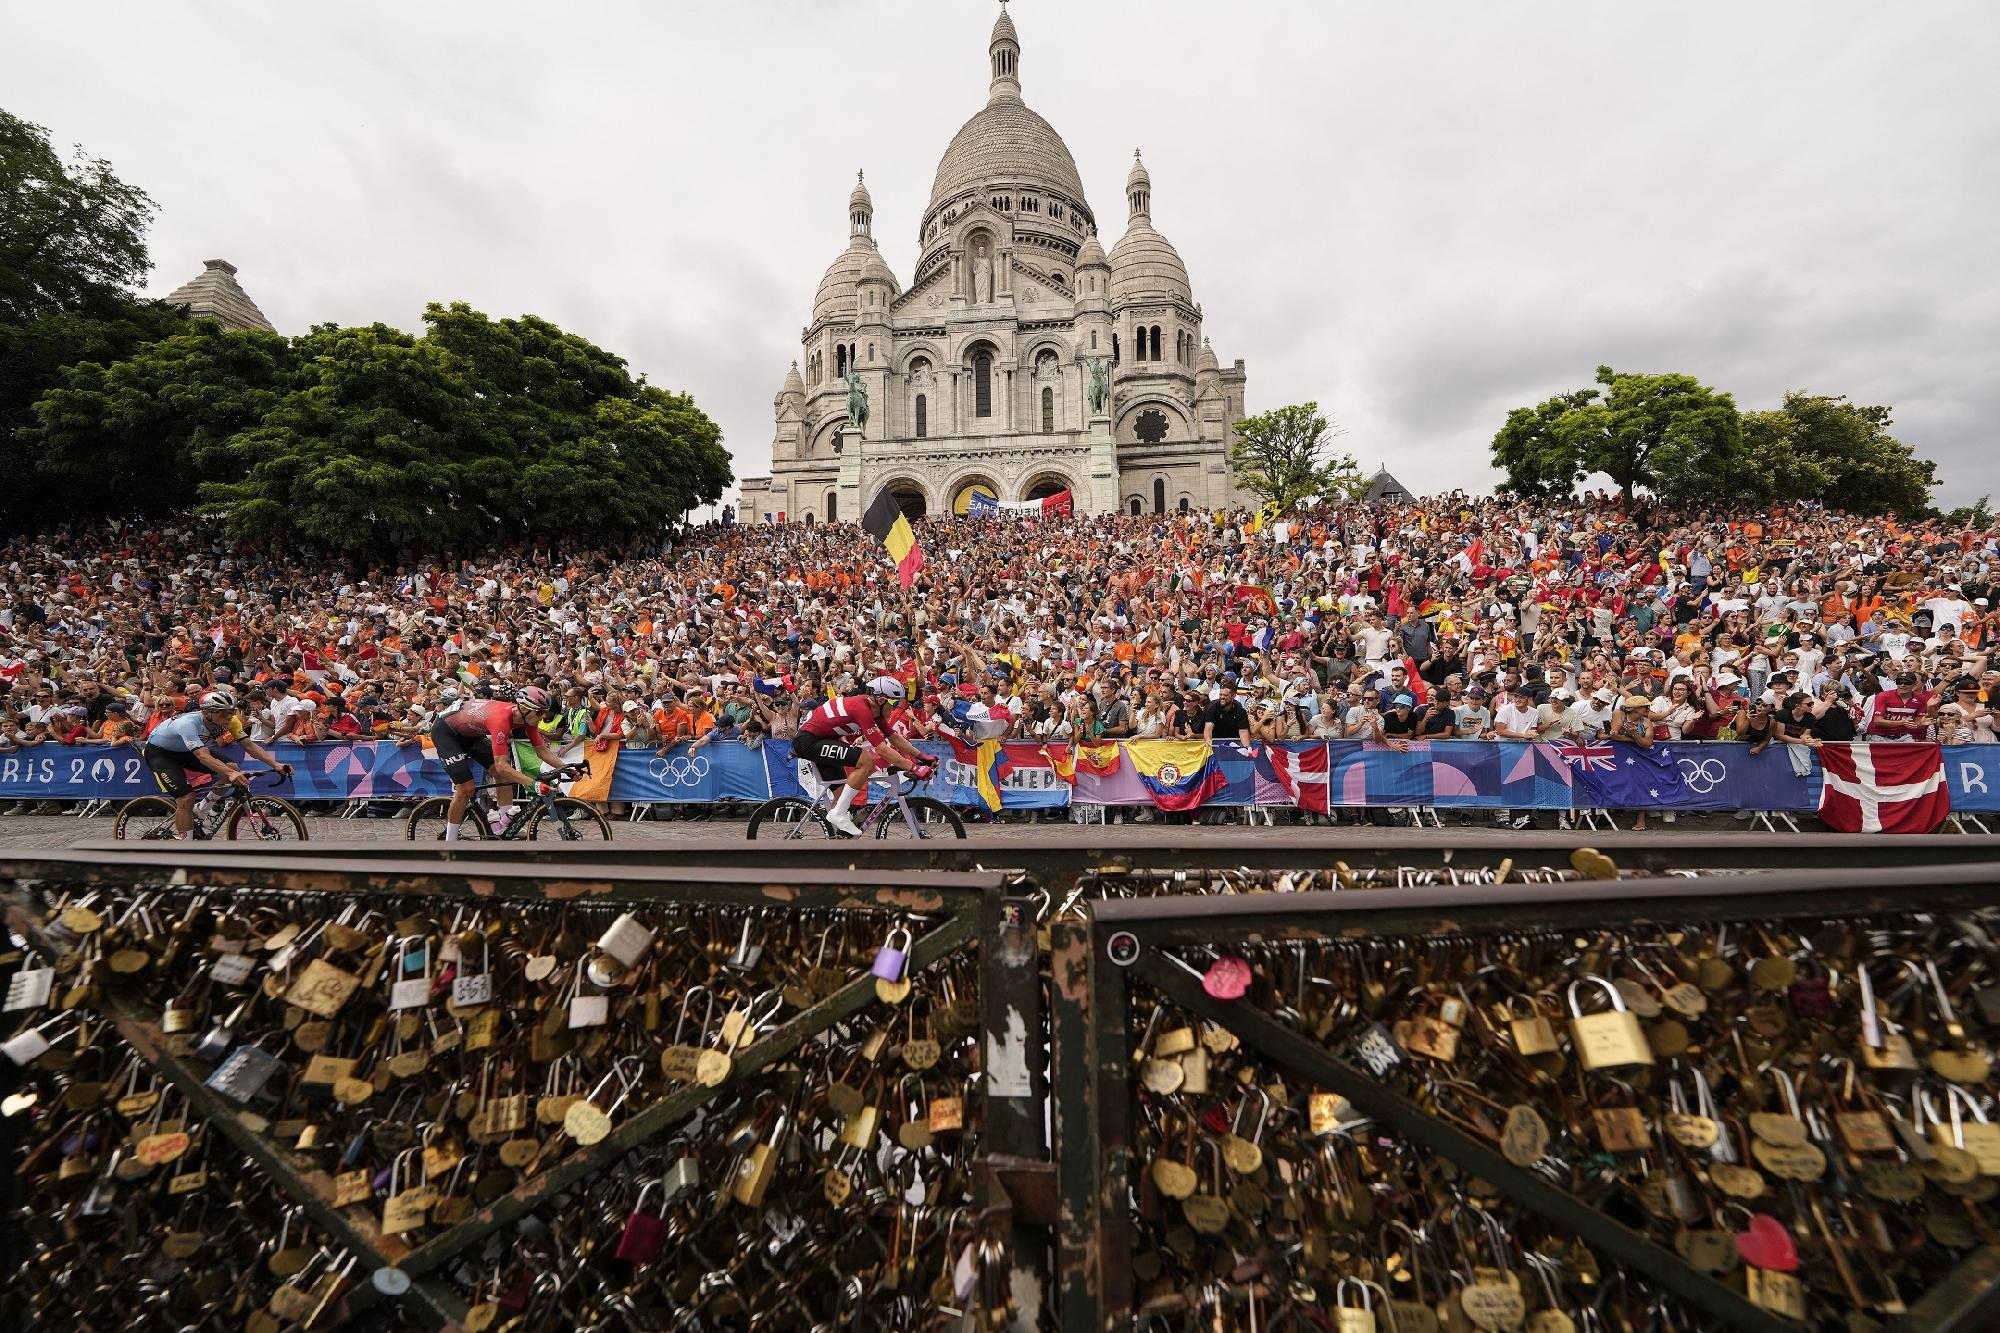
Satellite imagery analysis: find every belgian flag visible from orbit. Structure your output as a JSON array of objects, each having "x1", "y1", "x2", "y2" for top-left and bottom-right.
[{"x1": 863, "y1": 487, "x2": 926, "y2": 589}]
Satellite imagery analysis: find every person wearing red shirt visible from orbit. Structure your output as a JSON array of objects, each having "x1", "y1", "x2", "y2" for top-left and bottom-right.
[
  {"x1": 796, "y1": 677, "x2": 932, "y2": 837},
  {"x1": 1864, "y1": 672, "x2": 1936, "y2": 740}
]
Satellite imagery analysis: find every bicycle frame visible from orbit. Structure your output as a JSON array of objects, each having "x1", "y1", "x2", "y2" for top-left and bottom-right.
[
  {"x1": 460, "y1": 764, "x2": 588, "y2": 839},
  {"x1": 797, "y1": 769, "x2": 925, "y2": 839}
]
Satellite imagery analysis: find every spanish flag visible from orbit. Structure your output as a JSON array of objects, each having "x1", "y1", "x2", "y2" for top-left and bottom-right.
[{"x1": 863, "y1": 488, "x2": 925, "y2": 589}]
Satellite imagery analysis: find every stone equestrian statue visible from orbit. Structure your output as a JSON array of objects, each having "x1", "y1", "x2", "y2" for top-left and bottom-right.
[{"x1": 844, "y1": 370, "x2": 869, "y2": 435}]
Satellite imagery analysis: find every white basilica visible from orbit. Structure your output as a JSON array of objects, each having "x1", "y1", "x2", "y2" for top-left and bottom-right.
[{"x1": 736, "y1": 1, "x2": 1250, "y2": 524}]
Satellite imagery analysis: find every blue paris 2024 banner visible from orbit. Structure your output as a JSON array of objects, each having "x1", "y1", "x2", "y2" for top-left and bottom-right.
[{"x1": 3, "y1": 738, "x2": 1996, "y2": 814}]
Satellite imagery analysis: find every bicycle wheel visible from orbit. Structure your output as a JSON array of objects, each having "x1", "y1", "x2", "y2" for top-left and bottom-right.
[
  {"x1": 406, "y1": 797, "x2": 485, "y2": 842},
  {"x1": 227, "y1": 797, "x2": 309, "y2": 842},
  {"x1": 874, "y1": 797, "x2": 968, "y2": 841},
  {"x1": 113, "y1": 796, "x2": 179, "y2": 841},
  {"x1": 528, "y1": 798, "x2": 613, "y2": 841},
  {"x1": 745, "y1": 796, "x2": 835, "y2": 840}
]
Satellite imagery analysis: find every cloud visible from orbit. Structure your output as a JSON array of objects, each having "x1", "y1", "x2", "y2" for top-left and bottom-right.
[{"x1": 5, "y1": 0, "x2": 1994, "y2": 503}]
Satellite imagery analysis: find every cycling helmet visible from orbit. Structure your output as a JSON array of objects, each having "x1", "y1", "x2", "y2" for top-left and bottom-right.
[
  {"x1": 198, "y1": 688, "x2": 238, "y2": 712},
  {"x1": 437, "y1": 686, "x2": 462, "y2": 706},
  {"x1": 515, "y1": 685, "x2": 553, "y2": 713},
  {"x1": 866, "y1": 676, "x2": 907, "y2": 702}
]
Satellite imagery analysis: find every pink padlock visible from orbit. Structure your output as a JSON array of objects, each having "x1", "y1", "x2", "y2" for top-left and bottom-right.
[
  {"x1": 1203, "y1": 955, "x2": 1253, "y2": 1001},
  {"x1": 614, "y1": 1181, "x2": 668, "y2": 1263}
]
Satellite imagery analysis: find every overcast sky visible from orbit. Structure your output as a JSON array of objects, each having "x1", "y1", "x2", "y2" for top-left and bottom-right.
[{"x1": 8, "y1": 1, "x2": 1996, "y2": 505}]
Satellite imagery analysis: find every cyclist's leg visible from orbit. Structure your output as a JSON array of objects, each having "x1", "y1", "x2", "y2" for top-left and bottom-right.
[
  {"x1": 143, "y1": 745, "x2": 200, "y2": 838},
  {"x1": 431, "y1": 724, "x2": 485, "y2": 839},
  {"x1": 828, "y1": 747, "x2": 875, "y2": 831}
]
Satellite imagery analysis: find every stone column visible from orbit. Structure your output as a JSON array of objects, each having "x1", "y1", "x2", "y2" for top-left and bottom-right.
[{"x1": 1086, "y1": 407, "x2": 1118, "y2": 515}]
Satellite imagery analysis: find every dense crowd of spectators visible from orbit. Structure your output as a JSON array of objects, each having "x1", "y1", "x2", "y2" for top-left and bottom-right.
[{"x1": 0, "y1": 495, "x2": 1993, "y2": 817}]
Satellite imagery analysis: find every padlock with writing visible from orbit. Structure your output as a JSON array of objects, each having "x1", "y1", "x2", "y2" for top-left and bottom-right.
[
  {"x1": 1567, "y1": 975, "x2": 1652, "y2": 1069},
  {"x1": 3, "y1": 950, "x2": 53, "y2": 1012},
  {"x1": 451, "y1": 934, "x2": 492, "y2": 1007}
]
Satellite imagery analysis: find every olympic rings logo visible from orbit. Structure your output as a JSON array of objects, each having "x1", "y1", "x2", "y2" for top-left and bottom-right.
[
  {"x1": 648, "y1": 754, "x2": 712, "y2": 787},
  {"x1": 1677, "y1": 756, "x2": 1727, "y2": 794}
]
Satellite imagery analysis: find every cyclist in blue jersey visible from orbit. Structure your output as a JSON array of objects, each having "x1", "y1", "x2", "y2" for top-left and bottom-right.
[{"x1": 142, "y1": 688, "x2": 294, "y2": 840}]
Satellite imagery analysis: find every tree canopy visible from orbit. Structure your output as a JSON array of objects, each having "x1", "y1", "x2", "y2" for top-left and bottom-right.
[
  {"x1": 1742, "y1": 392, "x2": 1935, "y2": 519},
  {"x1": 0, "y1": 109, "x2": 158, "y2": 323},
  {"x1": 1492, "y1": 366, "x2": 1746, "y2": 504},
  {"x1": 188, "y1": 304, "x2": 730, "y2": 547},
  {"x1": 1228, "y1": 402, "x2": 1365, "y2": 508}
]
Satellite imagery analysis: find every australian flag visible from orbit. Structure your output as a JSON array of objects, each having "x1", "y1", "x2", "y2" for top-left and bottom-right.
[{"x1": 1561, "y1": 740, "x2": 1688, "y2": 808}]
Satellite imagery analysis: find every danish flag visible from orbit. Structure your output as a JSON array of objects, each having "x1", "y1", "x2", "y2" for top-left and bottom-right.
[
  {"x1": 1817, "y1": 742, "x2": 1949, "y2": 834},
  {"x1": 1554, "y1": 742, "x2": 1619, "y2": 772},
  {"x1": 1267, "y1": 743, "x2": 1329, "y2": 813}
]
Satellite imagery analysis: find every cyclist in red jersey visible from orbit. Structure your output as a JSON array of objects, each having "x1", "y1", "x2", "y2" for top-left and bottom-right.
[
  {"x1": 431, "y1": 686, "x2": 564, "y2": 839},
  {"x1": 797, "y1": 676, "x2": 932, "y2": 836}
]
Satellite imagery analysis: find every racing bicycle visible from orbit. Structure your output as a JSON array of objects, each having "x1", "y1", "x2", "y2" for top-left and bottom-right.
[
  {"x1": 113, "y1": 771, "x2": 308, "y2": 842},
  {"x1": 746, "y1": 767, "x2": 966, "y2": 840},
  {"x1": 404, "y1": 763, "x2": 612, "y2": 841}
]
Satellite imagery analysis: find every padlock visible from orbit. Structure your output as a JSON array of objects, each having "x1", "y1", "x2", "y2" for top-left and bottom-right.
[
  {"x1": 451, "y1": 934, "x2": 493, "y2": 1008},
  {"x1": 614, "y1": 1181, "x2": 669, "y2": 1262},
  {"x1": 660, "y1": 1146, "x2": 702, "y2": 1202},
  {"x1": 3, "y1": 955, "x2": 54, "y2": 1012},
  {"x1": 2, "y1": 1013, "x2": 72, "y2": 1065},
  {"x1": 193, "y1": 998, "x2": 253, "y2": 1061},
  {"x1": 596, "y1": 913, "x2": 655, "y2": 969},
  {"x1": 1333, "y1": 1276, "x2": 1378, "y2": 1333},
  {"x1": 871, "y1": 926, "x2": 912, "y2": 983},
  {"x1": 731, "y1": 1111, "x2": 789, "y2": 1207},
  {"x1": 1504, "y1": 995, "x2": 1559, "y2": 1057},
  {"x1": 1567, "y1": 975, "x2": 1652, "y2": 1069},
  {"x1": 724, "y1": 918, "x2": 764, "y2": 972},
  {"x1": 205, "y1": 1043, "x2": 285, "y2": 1103},
  {"x1": 389, "y1": 938, "x2": 432, "y2": 1011}
]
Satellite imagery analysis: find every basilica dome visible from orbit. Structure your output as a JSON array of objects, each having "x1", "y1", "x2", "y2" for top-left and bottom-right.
[
  {"x1": 927, "y1": 99, "x2": 1088, "y2": 219},
  {"x1": 1108, "y1": 152, "x2": 1191, "y2": 304},
  {"x1": 922, "y1": 1, "x2": 1092, "y2": 236}
]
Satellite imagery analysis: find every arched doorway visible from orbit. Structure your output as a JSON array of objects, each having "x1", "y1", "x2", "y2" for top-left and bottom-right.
[
  {"x1": 1020, "y1": 473, "x2": 1074, "y2": 502},
  {"x1": 951, "y1": 478, "x2": 999, "y2": 516},
  {"x1": 889, "y1": 484, "x2": 927, "y2": 521}
]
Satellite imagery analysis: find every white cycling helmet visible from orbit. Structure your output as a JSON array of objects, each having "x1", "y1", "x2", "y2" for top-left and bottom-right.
[
  {"x1": 198, "y1": 688, "x2": 238, "y2": 712},
  {"x1": 866, "y1": 676, "x2": 907, "y2": 702}
]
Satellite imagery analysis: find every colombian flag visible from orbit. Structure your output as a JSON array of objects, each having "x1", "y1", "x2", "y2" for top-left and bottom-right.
[
  {"x1": 1126, "y1": 740, "x2": 1227, "y2": 812},
  {"x1": 941, "y1": 732, "x2": 1005, "y2": 811},
  {"x1": 863, "y1": 488, "x2": 925, "y2": 589}
]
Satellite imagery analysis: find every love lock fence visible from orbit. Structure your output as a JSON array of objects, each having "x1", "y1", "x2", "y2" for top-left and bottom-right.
[
  {"x1": 1049, "y1": 864, "x2": 2000, "y2": 1333},
  {"x1": 0, "y1": 850, "x2": 1049, "y2": 1331},
  {"x1": 10, "y1": 846, "x2": 2000, "y2": 1331}
]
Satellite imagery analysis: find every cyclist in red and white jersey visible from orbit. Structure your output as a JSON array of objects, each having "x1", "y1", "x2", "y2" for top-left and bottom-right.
[
  {"x1": 797, "y1": 676, "x2": 932, "y2": 836},
  {"x1": 431, "y1": 686, "x2": 565, "y2": 840}
]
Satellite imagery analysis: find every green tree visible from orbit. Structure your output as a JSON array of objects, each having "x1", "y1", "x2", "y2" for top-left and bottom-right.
[
  {"x1": 21, "y1": 321, "x2": 294, "y2": 511},
  {"x1": 1490, "y1": 366, "x2": 1745, "y2": 504},
  {"x1": 0, "y1": 109, "x2": 159, "y2": 323},
  {"x1": 1228, "y1": 401, "x2": 1364, "y2": 507},
  {"x1": 1941, "y1": 495, "x2": 1993, "y2": 529},
  {"x1": 1491, "y1": 389, "x2": 1599, "y2": 497},
  {"x1": 196, "y1": 305, "x2": 731, "y2": 547},
  {"x1": 1744, "y1": 392, "x2": 1934, "y2": 518}
]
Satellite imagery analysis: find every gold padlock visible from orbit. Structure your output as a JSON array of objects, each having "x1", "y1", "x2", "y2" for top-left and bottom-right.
[{"x1": 1567, "y1": 976, "x2": 1652, "y2": 1069}]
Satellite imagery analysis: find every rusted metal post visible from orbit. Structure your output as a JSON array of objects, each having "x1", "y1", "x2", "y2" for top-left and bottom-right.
[
  {"x1": 1049, "y1": 917, "x2": 1099, "y2": 1333},
  {"x1": 978, "y1": 886, "x2": 1050, "y2": 1327}
]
